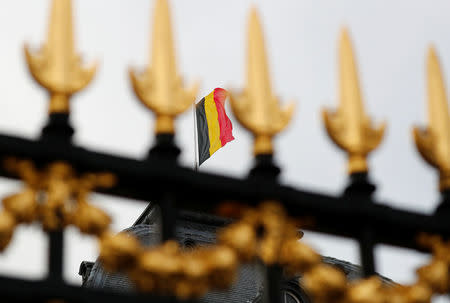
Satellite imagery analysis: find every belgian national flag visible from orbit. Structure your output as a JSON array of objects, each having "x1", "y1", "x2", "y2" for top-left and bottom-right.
[{"x1": 196, "y1": 88, "x2": 234, "y2": 165}]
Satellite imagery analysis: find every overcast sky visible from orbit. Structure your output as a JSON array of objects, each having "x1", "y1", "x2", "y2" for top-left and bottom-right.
[{"x1": 0, "y1": 0, "x2": 449, "y2": 301}]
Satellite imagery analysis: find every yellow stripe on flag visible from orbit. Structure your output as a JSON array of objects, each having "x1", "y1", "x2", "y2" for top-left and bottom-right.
[{"x1": 204, "y1": 91, "x2": 222, "y2": 156}]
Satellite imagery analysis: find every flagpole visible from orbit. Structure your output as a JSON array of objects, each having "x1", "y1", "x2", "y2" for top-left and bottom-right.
[{"x1": 193, "y1": 103, "x2": 199, "y2": 171}]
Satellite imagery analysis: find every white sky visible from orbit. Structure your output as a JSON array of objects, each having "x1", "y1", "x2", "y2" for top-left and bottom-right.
[{"x1": 0, "y1": 0, "x2": 448, "y2": 301}]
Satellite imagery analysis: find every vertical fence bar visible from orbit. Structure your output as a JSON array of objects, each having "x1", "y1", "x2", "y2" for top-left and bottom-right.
[
  {"x1": 48, "y1": 231, "x2": 64, "y2": 282},
  {"x1": 267, "y1": 265, "x2": 283, "y2": 303},
  {"x1": 359, "y1": 227, "x2": 376, "y2": 276},
  {"x1": 250, "y1": 155, "x2": 282, "y2": 303},
  {"x1": 345, "y1": 172, "x2": 377, "y2": 277},
  {"x1": 148, "y1": 134, "x2": 181, "y2": 241},
  {"x1": 161, "y1": 192, "x2": 176, "y2": 241}
]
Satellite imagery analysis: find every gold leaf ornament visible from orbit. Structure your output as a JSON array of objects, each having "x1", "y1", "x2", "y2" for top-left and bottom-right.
[
  {"x1": 0, "y1": 211, "x2": 17, "y2": 250},
  {"x1": 413, "y1": 46, "x2": 450, "y2": 191},
  {"x1": 129, "y1": 0, "x2": 198, "y2": 134},
  {"x1": 99, "y1": 232, "x2": 142, "y2": 272},
  {"x1": 24, "y1": 0, "x2": 96, "y2": 114},
  {"x1": 230, "y1": 8, "x2": 295, "y2": 155},
  {"x1": 323, "y1": 28, "x2": 385, "y2": 174}
]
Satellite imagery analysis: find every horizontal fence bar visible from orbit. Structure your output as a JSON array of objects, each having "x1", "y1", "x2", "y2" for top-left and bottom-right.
[
  {"x1": 0, "y1": 275, "x2": 192, "y2": 303},
  {"x1": 0, "y1": 133, "x2": 447, "y2": 253}
]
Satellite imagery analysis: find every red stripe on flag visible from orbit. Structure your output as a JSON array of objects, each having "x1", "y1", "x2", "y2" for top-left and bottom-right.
[{"x1": 213, "y1": 88, "x2": 234, "y2": 147}]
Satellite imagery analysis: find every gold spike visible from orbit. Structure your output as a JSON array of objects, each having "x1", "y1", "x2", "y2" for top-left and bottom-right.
[
  {"x1": 230, "y1": 8, "x2": 295, "y2": 155},
  {"x1": 413, "y1": 46, "x2": 450, "y2": 191},
  {"x1": 129, "y1": 0, "x2": 198, "y2": 134},
  {"x1": 24, "y1": 0, "x2": 97, "y2": 113},
  {"x1": 323, "y1": 28, "x2": 386, "y2": 174}
]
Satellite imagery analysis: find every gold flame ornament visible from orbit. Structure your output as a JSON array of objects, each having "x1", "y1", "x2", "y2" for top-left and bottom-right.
[
  {"x1": 230, "y1": 8, "x2": 295, "y2": 155},
  {"x1": 413, "y1": 47, "x2": 450, "y2": 191},
  {"x1": 323, "y1": 29, "x2": 386, "y2": 174},
  {"x1": 24, "y1": 0, "x2": 97, "y2": 113},
  {"x1": 129, "y1": 0, "x2": 198, "y2": 134}
]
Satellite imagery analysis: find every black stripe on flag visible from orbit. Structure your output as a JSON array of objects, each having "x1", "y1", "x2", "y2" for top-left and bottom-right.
[{"x1": 196, "y1": 98, "x2": 210, "y2": 165}]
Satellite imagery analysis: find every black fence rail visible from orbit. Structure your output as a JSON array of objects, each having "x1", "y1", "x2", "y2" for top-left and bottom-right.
[{"x1": 0, "y1": 113, "x2": 448, "y2": 303}]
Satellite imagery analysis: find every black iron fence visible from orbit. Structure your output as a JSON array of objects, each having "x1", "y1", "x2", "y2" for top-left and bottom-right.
[
  {"x1": 0, "y1": 0, "x2": 449, "y2": 302},
  {"x1": 0, "y1": 111, "x2": 447, "y2": 303}
]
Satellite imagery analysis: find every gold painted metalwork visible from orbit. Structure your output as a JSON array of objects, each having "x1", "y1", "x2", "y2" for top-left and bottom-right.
[
  {"x1": 0, "y1": 158, "x2": 115, "y2": 252},
  {"x1": 323, "y1": 29, "x2": 385, "y2": 174},
  {"x1": 129, "y1": 0, "x2": 198, "y2": 134},
  {"x1": 347, "y1": 276, "x2": 384, "y2": 303},
  {"x1": 302, "y1": 264, "x2": 348, "y2": 303},
  {"x1": 417, "y1": 233, "x2": 450, "y2": 294},
  {"x1": 2, "y1": 188, "x2": 38, "y2": 224},
  {"x1": 24, "y1": 0, "x2": 97, "y2": 113},
  {"x1": 417, "y1": 259, "x2": 449, "y2": 294},
  {"x1": 413, "y1": 47, "x2": 450, "y2": 191},
  {"x1": 99, "y1": 232, "x2": 143, "y2": 272},
  {"x1": 279, "y1": 238, "x2": 321, "y2": 275},
  {"x1": 218, "y1": 201, "x2": 302, "y2": 265},
  {"x1": 2, "y1": 160, "x2": 39, "y2": 224},
  {"x1": 1, "y1": 164, "x2": 447, "y2": 303},
  {"x1": 299, "y1": 233, "x2": 450, "y2": 303},
  {"x1": 93, "y1": 200, "x2": 450, "y2": 302},
  {"x1": 115, "y1": 238, "x2": 239, "y2": 300},
  {"x1": 0, "y1": 211, "x2": 16, "y2": 250},
  {"x1": 230, "y1": 8, "x2": 295, "y2": 155},
  {"x1": 98, "y1": 201, "x2": 309, "y2": 299}
]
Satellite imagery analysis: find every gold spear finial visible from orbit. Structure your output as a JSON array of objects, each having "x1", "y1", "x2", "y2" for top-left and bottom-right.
[
  {"x1": 413, "y1": 46, "x2": 450, "y2": 191},
  {"x1": 230, "y1": 8, "x2": 295, "y2": 155},
  {"x1": 323, "y1": 28, "x2": 386, "y2": 174},
  {"x1": 24, "y1": 0, "x2": 97, "y2": 113},
  {"x1": 129, "y1": 0, "x2": 198, "y2": 134}
]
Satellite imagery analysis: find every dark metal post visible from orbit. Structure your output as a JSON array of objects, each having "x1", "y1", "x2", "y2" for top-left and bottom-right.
[
  {"x1": 41, "y1": 113, "x2": 74, "y2": 144},
  {"x1": 39, "y1": 114, "x2": 72, "y2": 284},
  {"x1": 148, "y1": 134, "x2": 181, "y2": 240},
  {"x1": 358, "y1": 227, "x2": 376, "y2": 276},
  {"x1": 48, "y1": 231, "x2": 64, "y2": 282},
  {"x1": 160, "y1": 192, "x2": 176, "y2": 241},
  {"x1": 344, "y1": 172, "x2": 377, "y2": 277},
  {"x1": 434, "y1": 189, "x2": 450, "y2": 218},
  {"x1": 266, "y1": 265, "x2": 283, "y2": 303},
  {"x1": 249, "y1": 154, "x2": 282, "y2": 303}
]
